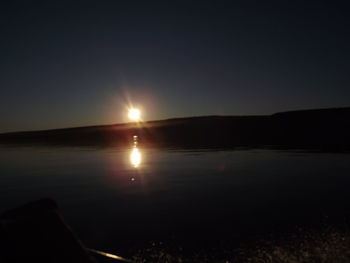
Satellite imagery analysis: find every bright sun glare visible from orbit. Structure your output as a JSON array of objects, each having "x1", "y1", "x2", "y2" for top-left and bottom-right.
[{"x1": 128, "y1": 108, "x2": 141, "y2": 121}]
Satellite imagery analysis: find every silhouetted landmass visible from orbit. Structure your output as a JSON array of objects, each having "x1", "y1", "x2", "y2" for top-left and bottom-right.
[{"x1": 1, "y1": 107, "x2": 350, "y2": 151}]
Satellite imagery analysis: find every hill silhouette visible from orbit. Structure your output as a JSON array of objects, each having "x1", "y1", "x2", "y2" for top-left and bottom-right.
[{"x1": 1, "y1": 107, "x2": 350, "y2": 151}]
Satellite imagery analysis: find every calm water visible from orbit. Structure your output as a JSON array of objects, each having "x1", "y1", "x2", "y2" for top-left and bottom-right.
[{"x1": 1, "y1": 146, "x2": 350, "y2": 254}]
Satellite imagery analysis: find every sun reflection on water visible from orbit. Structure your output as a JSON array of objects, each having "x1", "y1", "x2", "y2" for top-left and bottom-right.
[{"x1": 130, "y1": 146, "x2": 142, "y2": 168}]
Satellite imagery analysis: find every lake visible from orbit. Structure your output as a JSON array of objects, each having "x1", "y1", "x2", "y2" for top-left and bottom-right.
[{"x1": 1, "y1": 145, "x2": 350, "y2": 258}]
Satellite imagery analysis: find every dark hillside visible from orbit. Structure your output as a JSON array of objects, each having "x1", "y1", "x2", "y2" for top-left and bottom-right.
[{"x1": 0, "y1": 107, "x2": 349, "y2": 150}]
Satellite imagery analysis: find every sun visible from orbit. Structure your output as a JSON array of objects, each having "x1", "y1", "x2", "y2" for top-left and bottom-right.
[{"x1": 128, "y1": 108, "x2": 141, "y2": 121}]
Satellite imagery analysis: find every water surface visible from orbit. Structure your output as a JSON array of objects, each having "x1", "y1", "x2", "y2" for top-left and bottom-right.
[{"x1": 1, "y1": 146, "x2": 350, "y2": 254}]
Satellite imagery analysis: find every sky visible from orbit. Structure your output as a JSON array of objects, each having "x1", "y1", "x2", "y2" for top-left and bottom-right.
[{"x1": 1, "y1": 0, "x2": 349, "y2": 132}]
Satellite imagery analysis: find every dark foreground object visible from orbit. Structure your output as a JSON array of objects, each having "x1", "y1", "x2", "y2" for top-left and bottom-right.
[{"x1": 0, "y1": 198, "x2": 97, "y2": 263}]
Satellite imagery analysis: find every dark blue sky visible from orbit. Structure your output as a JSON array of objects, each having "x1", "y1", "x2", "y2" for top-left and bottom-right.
[{"x1": 1, "y1": 1, "x2": 349, "y2": 132}]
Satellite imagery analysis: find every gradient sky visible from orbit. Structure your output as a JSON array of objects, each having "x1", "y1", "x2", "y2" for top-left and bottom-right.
[{"x1": 1, "y1": 1, "x2": 349, "y2": 132}]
